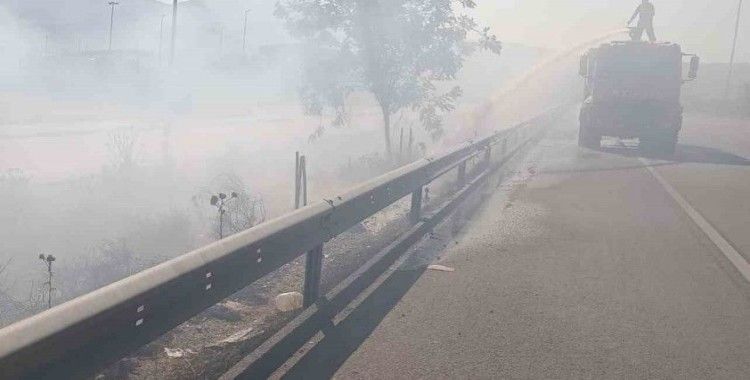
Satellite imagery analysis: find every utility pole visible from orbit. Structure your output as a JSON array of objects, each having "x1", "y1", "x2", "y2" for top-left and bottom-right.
[
  {"x1": 243, "y1": 9, "x2": 251, "y2": 55},
  {"x1": 170, "y1": 0, "x2": 178, "y2": 66},
  {"x1": 108, "y1": 2, "x2": 119, "y2": 52},
  {"x1": 726, "y1": 0, "x2": 744, "y2": 98},
  {"x1": 159, "y1": 14, "x2": 166, "y2": 66}
]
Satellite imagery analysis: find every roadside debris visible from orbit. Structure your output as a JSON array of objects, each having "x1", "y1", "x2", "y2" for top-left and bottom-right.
[
  {"x1": 204, "y1": 303, "x2": 243, "y2": 322},
  {"x1": 427, "y1": 264, "x2": 455, "y2": 272},
  {"x1": 163, "y1": 347, "x2": 195, "y2": 358},
  {"x1": 222, "y1": 300, "x2": 253, "y2": 315},
  {"x1": 274, "y1": 291, "x2": 303, "y2": 312},
  {"x1": 211, "y1": 326, "x2": 262, "y2": 347}
]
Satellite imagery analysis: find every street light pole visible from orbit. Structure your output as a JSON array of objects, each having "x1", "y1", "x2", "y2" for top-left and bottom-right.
[
  {"x1": 108, "y1": 2, "x2": 119, "y2": 52},
  {"x1": 243, "y1": 9, "x2": 250, "y2": 55},
  {"x1": 170, "y1": 0, "x2": 178, "y2": 65},
  {"x1": 726, "y1": 0, "x2": 744, "y2": 98},
  {"x1": 159, "y1": 14, "x2": 166, "y2": 66}
]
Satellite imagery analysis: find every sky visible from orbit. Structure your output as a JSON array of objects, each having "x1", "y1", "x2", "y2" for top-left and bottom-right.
[
  {"x1": 0, "y1": 0, "x2": 745, "y2": 70},
  {"x1": 474, "y1": 0, "x2": 748, "y2": 63},
  {"x1": 135, "y1": 1, "x2": 749, "y2": 63}
]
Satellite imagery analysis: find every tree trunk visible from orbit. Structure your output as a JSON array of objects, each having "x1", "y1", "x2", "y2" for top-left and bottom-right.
[{"x1": 381, "y1": 105, "x2": 392, "y2": 157}]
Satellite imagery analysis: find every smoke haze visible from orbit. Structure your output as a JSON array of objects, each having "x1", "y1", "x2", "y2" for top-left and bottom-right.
[
  {"x1": 477, "y1": 0, "x2": 748, "y2": 62},
  {"x1": 0, "y1": 0, "x2": 746, "y2": 329}
]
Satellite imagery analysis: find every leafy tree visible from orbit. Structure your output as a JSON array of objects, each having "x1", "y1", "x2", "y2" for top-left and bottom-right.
[{"x1": 276, "y1": 0, "x2": 501, "y2": 156}]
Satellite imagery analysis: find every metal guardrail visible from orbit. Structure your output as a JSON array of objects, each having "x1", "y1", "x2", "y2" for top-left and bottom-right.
[
  {"x1": 0, "y1": 109, "x2": 560, "y2": 379},
  {"x1": 221, "y1": 117, "x2": 552, "y2": 379}
]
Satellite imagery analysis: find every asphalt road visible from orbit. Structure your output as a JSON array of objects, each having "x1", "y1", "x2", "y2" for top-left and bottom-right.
[{"x1": 281, "y1": 111, "x2": 750, "y2": 379}]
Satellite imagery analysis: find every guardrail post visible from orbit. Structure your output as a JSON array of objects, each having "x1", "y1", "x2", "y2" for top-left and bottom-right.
[
  {"x1": 457, "y1": 161, "x2": 467, "y2": 187},
  {"x1": 303, "y1": 244, "x2": 324, "y2": 307},
  {"x1": 410, "y1": 186, "x2": 423, "y2": 223}
]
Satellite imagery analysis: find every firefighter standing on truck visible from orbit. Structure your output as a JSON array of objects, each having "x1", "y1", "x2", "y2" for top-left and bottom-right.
[{"x1": 628, "y1": 0, "x2": 656, "y2": 42}]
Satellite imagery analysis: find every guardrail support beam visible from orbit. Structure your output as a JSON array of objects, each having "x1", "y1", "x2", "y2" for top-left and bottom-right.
[
  {"x1": 410, "y1": 187, "x2": 423, "y2": 223},
  {"x1": 303, "y1": 244, "x2": 324, "y2": 307}
]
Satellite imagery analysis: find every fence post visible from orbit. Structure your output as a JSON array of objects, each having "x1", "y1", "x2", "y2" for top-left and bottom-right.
[
  {"x1": 303, "y1": 244, "x2": 324, "y2": 307},
  {"x1": 408, "y1": 127, "x2": 413, "y2": 161},
  {"x1": 399, "y1": 128, "x2": 404, "y2": 163},
  {"x1": 300, "y1": 156, "x2": 308, "y2": 207},
  {"x1": 410, "y1": 186, "x2": 423, "y2": 223},
  {"x1": 295, "y1": 154, "x2": 308, "y2": 209},
  {"x1": 294, "y1": 152, "x2": 300, "y2": 209}
]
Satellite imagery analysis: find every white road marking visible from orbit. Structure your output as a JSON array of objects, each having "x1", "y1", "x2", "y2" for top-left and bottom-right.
[{"x1": 641, "y1": 158, "x2": 750, "y2": 282}]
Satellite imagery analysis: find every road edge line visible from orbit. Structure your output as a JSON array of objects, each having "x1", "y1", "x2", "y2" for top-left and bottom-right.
[{"x1": 641, "y1": 158, "x2": 750, "y2": 282}]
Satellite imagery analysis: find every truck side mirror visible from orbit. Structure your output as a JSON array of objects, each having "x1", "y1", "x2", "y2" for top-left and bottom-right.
[
  {"x1": 688, "y1": 56, "x2": 700, "y2": 80},
  {"x1": 579, "y1": 55, "x2": 588, "y2": 77}
]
